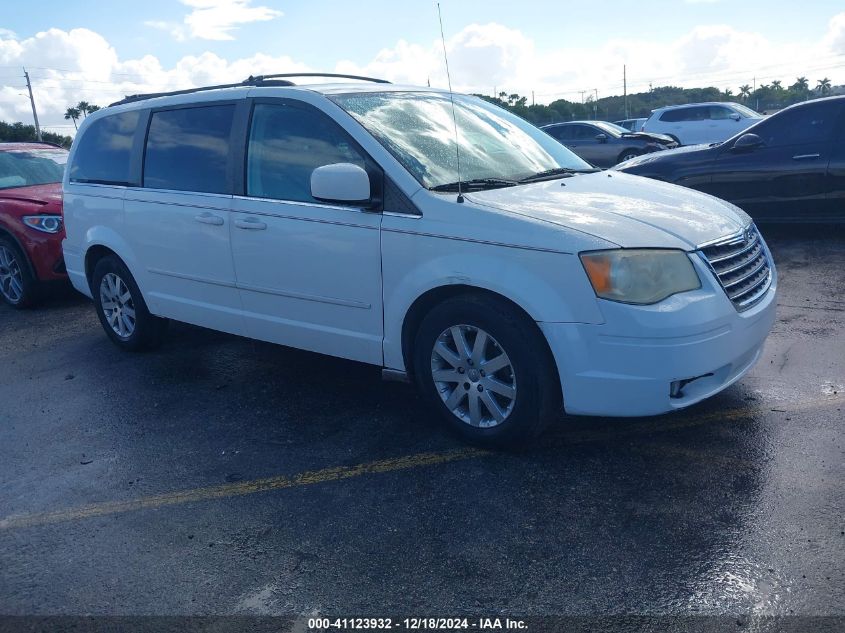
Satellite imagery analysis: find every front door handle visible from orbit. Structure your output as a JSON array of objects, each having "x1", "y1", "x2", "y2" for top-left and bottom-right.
[
  {"x1": 194, "y1": 212, "x2": 224, "y2": 226},
  {"x1": 235, "y1": 218, "x2": 268, "y2": 230},
  {"x1": 792, "y1": 153, "x2": 820, "y2": 160}
]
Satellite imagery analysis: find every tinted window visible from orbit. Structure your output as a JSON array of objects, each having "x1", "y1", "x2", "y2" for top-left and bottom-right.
[
  {"x1": 709, "y1": 106, "x2": 735, "y2": 120},
  {"x1": 246, "y1": 103, "x2": 367, "y2": 203},
  {"x1": 660, "y1": 107, "x2": 709, "y2": 123},
  {"x1": 144, "y1": 105, "x2": 235, "y2": 193},
  {"x1": 547, "y1": 126, "x2": 571, "y2": 140},
  {"x1": 69, "y1": 111, "x2": 140, "y2": 185},
  {"x1": 568, "y1": 125, "x2": 596, "y2": 140},
  {"x1": 754, "y1": 102, "x2": 841, "y2": 147}
]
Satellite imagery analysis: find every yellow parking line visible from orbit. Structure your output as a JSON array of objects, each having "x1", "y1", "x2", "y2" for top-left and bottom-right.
[
  {"x1": 0, "y1": 448, "x2": 488, "y2": 531},
  {"x1": 0, "y1": 395, "x2": 839, "y2": 531}
]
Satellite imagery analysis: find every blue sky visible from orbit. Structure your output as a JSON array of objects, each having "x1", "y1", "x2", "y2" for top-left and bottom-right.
[
  {"x1": 2, "y1": 0, "x2": 844, "y2": 132},
  {"x1": 7, "y1": 0, "x2": 844, "y2": 68}
]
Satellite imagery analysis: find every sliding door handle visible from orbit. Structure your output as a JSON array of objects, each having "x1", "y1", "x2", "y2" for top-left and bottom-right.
[
  {"x1": 194, "y1": 212, "x2": 224, "y2": 226},
  {"x1": 235, "y1": 218, "x2": 267, "y2": 230}
]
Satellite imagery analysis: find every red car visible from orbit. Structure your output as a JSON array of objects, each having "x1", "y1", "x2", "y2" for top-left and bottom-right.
[{"x1": 0, "y1": 142, "x2": 68, "y2": 308}]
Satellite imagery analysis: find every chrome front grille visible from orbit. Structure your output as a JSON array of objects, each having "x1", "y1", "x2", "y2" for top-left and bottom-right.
[{"x1": 699, "y1": 224, "x2": 773, "y2": 312}]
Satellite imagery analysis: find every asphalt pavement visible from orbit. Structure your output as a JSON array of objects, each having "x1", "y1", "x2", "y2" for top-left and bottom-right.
[{"x1": 0, "y1": 225, "x2": 843, "y2": 627}]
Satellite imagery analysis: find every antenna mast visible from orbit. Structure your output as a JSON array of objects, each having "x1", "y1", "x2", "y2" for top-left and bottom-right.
[{"x1": 437, "y1": 3, "x2": 464, "y2": 203}]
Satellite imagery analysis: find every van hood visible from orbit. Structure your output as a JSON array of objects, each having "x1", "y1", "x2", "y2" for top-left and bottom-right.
[{"x1": 465, "y1": 171, "x2": 750, "y2": 250}]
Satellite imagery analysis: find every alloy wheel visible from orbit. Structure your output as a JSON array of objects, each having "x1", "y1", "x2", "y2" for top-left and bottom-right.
[
  {"x1": 430, "y1": 324, "x2": 517, "y2": 428},
  {"x1": 100, "y1": 273, "x2": 136, "y2": 339},
  {"x1": 0, "y1": 245, "x2": 24, "y2": 304}
]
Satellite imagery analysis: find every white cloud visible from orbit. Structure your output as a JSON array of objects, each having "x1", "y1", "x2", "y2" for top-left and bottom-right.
[
  {"x1": 144, "y1": 21, "x2": 187, "y2": 42},
  {"x1": 822, "y1": 11, "x2": 845, "y2": 53},
  {"x1": 2, "y1": 14, "x2": 844, "y2": 136},
  {"x1": 0, "y1": 28, "x2": 17, "y2": 40},
  {"x1": 181, "y1": 0, "x2": 282, "y2": 40},
  {"x1": 144, "y1": 0, "x2": 281, "y2": 41}
]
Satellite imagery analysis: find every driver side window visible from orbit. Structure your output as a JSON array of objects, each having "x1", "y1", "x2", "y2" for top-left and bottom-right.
[
  {"x1": 753, "y1": 103, "x2": 839, "y2": 148},
  {"x1": 246, "y1": 102, "x2": 367, "y2": 203}
]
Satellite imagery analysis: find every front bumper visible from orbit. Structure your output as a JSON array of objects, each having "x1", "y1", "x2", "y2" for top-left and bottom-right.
[{"x1": 540, "y1": 257, "x2": 777, "y2": 417}]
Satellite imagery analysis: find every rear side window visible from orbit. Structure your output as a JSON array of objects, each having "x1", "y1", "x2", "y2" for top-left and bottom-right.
[
  {"x1": 546, "y1": 126, "x2": 571, "y2": 140},
  {"x1": 660, "y1": 107, "x2": 709, "y2": 123},
  {"x1": 143, "y1": 105, "x2": 235, "y2": 194},
  {"x1": 246, "y1": 102, "x2": 367, "y2": 203},
  {"x1": 69, "y1": 111, "x2": 140, "y2": 185}
]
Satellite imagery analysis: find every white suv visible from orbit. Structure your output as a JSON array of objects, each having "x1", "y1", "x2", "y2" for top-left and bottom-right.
[
  {"x1": 62, "y1": 75, "x2": 777, "y2": 445},
  {"x1": 643, "y1": 102, "x2": 763, "y2": 146}
]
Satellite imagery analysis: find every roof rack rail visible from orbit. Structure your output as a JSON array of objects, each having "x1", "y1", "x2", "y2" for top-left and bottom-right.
[
  {"x1": 246, "y1": 73, "x2": 391, "y2": 84},
  {"x1": 109, "y1": 73, "x2": 390, "y2": 107}
]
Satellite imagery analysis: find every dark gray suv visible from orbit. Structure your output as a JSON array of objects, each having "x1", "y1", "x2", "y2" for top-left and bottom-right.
[{"x1": 541, "y1": 121, "x2": 677, "y2": 168}]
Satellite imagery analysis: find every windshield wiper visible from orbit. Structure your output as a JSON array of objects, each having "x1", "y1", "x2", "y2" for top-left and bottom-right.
[
  {"x1": 429, "y1": 178, "x2": 519, "y2": 193},
  {"x1": 518, "y1": 167, "x2": 600, "y2": 183}
]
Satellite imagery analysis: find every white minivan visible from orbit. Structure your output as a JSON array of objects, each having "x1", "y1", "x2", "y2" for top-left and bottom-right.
[
  {"x1": 62, "y1": 75, "x2": 777, "y2": 445},
  {"x1": 643, "y1": 102, "x2": 763, "y2": 146}
]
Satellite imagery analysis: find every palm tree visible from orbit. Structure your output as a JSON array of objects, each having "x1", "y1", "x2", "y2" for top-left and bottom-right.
[
  {"x1": 739, "y1": 85, "x2": 752, "y2": 100},
  {"x1": 87, "y1": 105, "x2": 100, "y2": 114},
  {"x1": 771, "y1": 80, "x2": 783, "y2": 91},
  {"x1": 64, "y1": 107, "x2": 80, "y2": 131},
  {"x1": 76, "y1": 101, "x2": 91, "y2": 118},
  {"x1": 795, "y1": 76, "x2": 809, "y2": 91},
  {"x1": 816, "y1": 78, "x2": 832, "y2": 95},
  {"x1": 723, "y1": 88, "x2": 734, "y2": 99}
]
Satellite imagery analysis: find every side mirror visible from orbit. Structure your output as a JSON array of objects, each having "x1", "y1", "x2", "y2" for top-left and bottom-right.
[
  {"x1": 310, "y1": 163, "x2": 371, "y2": 205},
  {"x1": 595, "y1": 133, "x2": 608, "y2": 142},
  {"x1": 731, "y1": 133, "x2": 763, "y2": 152},
  {"x1": 729, "y1": 112, "x2": 742, "y2": 121}
]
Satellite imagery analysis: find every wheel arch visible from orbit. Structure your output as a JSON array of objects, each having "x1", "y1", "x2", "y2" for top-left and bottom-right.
[
  {"x1": 0, "y1": 225, "x2": 36, "y2": 279},
  {"x1": 400, "y1": 284, "x2": 560, "y2": 389}
]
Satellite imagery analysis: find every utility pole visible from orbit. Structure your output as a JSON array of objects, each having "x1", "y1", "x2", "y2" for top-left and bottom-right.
[
  {"x1": 23, "y1": 68, "x2": 42, "y2": 142},
  {"x1": 594, "y1": 88, "x2": 598, "y2": 120},
  {"x1": 580, "y1": 90, "x2": 586, "y2": 104},
  {"x1": 531, "y1": 90, "x2": 535, "y2": 106},
  {"x1": 623, "y1": 65, "x2": 628, "y2": 119}
]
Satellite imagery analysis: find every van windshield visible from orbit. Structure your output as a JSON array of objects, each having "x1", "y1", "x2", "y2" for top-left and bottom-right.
[
  {"x1": 331, "y1": 92, "x2": 592, "y2": 190},
  {"x1": 0, "y1": 148, "x2": 67, "y2": 190}
]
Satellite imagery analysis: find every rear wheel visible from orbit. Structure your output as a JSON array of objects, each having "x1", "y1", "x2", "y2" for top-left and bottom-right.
[
  {"x1": 413, "y1": 294, "x2": 560, "y2": 447},
  {"x1": 92, "y1": 255, "x2": 168, "y2": 351},
  {"x1": 0, "y1": 237, "x2": 39, "y2": 308}
]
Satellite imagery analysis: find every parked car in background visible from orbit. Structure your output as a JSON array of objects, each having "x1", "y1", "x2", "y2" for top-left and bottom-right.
[
  {"x1": 642, "y1": 102, "x2": 763, "y2": 146},
  {"x1": 0, "y1": 142, "x2": 68, "y2": 307},
  {"x1": 62, "y1": 76, "x2": 776, "y2": 445},
  {"x1": 614, "y1": 118, "x2": 647, "y2": 132},
  {"x1": 615, "y1": 96, "x2": 845, "y2": 222},
  {"x1": 541, "y1": 121, "x2": 678, "y2": 167}
]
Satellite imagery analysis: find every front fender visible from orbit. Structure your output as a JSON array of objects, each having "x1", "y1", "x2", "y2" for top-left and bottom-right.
[{"x1": 382, "y1": 231, "x2": 604, "y2": 371}]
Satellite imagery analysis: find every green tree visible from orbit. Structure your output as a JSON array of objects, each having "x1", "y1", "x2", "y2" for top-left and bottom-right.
[
  {"x1": 64, "y1": 107, "x2": 81, "y2": 131},
  {"x1": 770, "y1": 80, "x2": 783, "y2": 91},
  {"x1": 739, "y1": 85, "x2": 752, "y2": 100},
  {"x1": 0, "y1": 120, "x2": 73, "y2": 147},
  {"x1": 76, "y1": 101, "x2": 92, "y2": 117},
  {"x1": 816, "y1": 77, "x2": 832, "y2": 95},
  {"x1": 793, "y1": 76, "x2": 809, "y2": 91}
]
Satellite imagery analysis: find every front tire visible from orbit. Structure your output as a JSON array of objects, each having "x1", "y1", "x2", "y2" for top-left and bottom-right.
[
  {"x1": 413, "y1": 294, "x2": 560, "y2": 447},
  {"x1": 0, "y1": 237, "x2": 39, "y2": 309},
  {"x1": 617, "y1": 149, "x2": 642, "y2": 164},
  {"x1": 92, "y1": 255, "x2": 168, "y2": 351}
]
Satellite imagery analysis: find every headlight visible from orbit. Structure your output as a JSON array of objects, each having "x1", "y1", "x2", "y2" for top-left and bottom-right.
[
  {"x1": 580, "y1": 249, "x2": 700, "y2": 304},
  {"x1": 22, "y1": 215, "x2": 63, "y2": 234}
]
